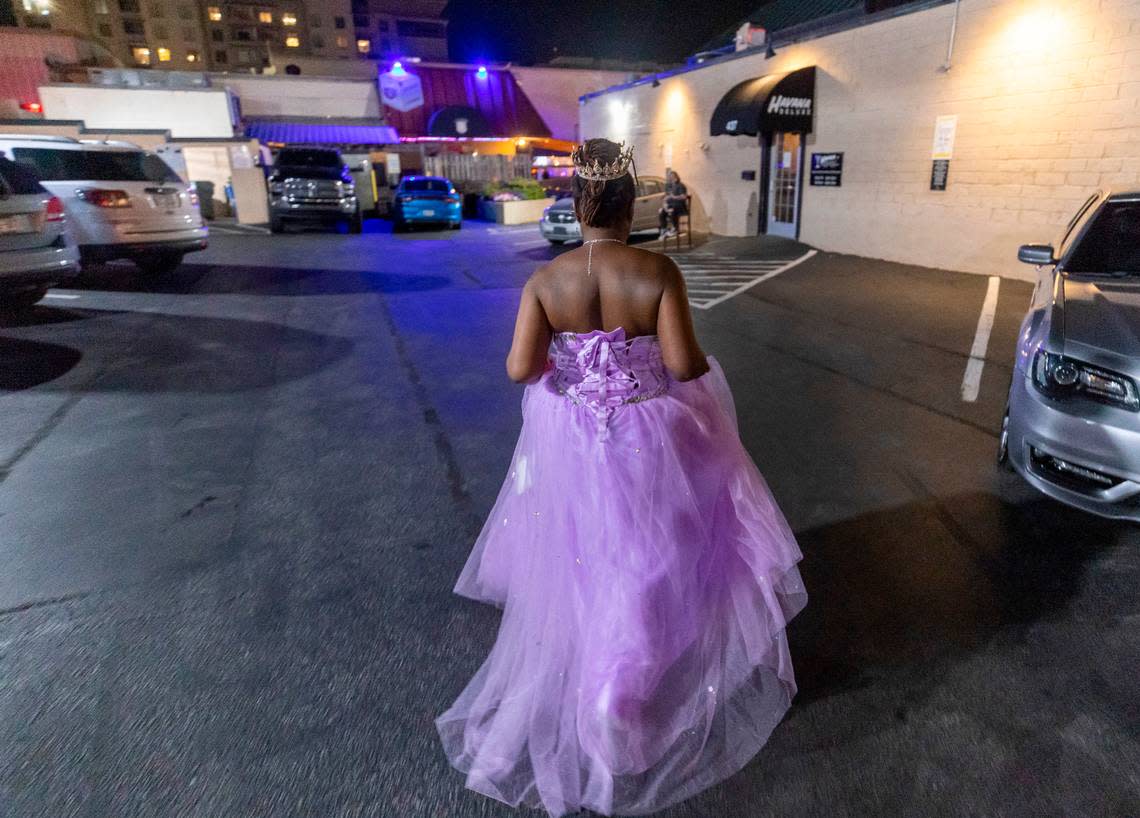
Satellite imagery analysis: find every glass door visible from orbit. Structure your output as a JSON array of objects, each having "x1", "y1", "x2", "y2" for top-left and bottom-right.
[{"x1": 767, "y1": 132, "x2": 802, "y2": 239}]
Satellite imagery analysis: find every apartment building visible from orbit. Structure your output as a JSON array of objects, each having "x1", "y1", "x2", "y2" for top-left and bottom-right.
[
  {"x1": 350, "y1": 0, "x2": 447, "y2": 61},
  {"x1": 0, "y1": 0, "x2": 447, "y2": 72}
]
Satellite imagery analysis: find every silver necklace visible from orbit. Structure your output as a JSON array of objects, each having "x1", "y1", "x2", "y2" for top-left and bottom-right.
[{"x1": 583, "y1": 238, "x2": 624, "y2": 276}]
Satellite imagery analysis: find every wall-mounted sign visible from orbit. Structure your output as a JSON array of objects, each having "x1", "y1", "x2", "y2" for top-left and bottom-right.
[
  {"x1": 931, "y1": 158, "x2": 950, "y2": 191},
  {"x1": 379, "y1": 70, "x2": 424, "y2": 112},
  {"x1": 741, "y1": 169, "x2": 757, "y2": 181},
  {"x1": 931, "y1": 114, "x2": 957, "y2": 160},
  {"x1": 810, "y1": 151, "x2": 842, "y2": 186}
]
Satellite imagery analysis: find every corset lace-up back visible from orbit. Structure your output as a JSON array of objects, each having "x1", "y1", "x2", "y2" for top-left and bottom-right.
[{"x1": 547, "y1": 327, "x2": 669, "y2": 438}]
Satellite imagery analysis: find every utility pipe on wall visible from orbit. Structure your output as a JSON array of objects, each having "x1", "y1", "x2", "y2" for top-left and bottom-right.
[{"x1": 939, "y1": 0, "x2": 963, "y2": 72}]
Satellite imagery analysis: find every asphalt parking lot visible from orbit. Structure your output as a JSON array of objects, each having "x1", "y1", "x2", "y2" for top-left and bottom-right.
[{"x1": 1, "y1": 218, "x2": 1137, "y2": 818}]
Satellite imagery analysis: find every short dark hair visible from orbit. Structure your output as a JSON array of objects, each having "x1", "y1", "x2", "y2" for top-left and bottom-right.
[{"x1": 572, "y1": 138, "x2": 635, "y2": 228}]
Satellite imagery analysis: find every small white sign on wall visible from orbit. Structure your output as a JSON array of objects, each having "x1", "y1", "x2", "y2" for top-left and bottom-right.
[{"x1": 931, "y1": 115, "x2": 958, "y2": 160}]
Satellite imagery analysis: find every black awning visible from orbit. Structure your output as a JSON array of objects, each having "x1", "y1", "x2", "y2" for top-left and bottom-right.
[{"x1": 709, "y1": 66, "x2": 816, "y2": 137}]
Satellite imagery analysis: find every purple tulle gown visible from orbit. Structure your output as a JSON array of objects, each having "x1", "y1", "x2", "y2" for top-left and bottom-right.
[{"x1": 437, "y1": 327, "x2": 807, "y2": 816}]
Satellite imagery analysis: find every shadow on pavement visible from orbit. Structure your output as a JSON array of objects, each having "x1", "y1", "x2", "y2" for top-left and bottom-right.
[
  {"x1": 0, "y1": 335, "x2": 83, "y2": 390},
  {"x1": 1, "y1": 311, "x2": 352, "y2": 393},
  {"x1": 73, "y1": 263, "x2": 451, "y2": 297},
  {"x1": 788, "y1": 490, "x2": 1117, "y2": 706}
]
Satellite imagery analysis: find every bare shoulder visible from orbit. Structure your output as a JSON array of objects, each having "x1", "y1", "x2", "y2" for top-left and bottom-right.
[{"x1": 632, "y1": 246, "x2": 683, "y2": 285}]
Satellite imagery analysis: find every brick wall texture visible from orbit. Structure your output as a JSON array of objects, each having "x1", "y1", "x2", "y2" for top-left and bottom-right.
[{"x1": 579, "y1": 0, "x2": 1140, "y2": 280}]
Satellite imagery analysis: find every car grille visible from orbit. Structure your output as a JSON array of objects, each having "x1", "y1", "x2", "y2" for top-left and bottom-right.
[
  {"x1": 548, "y1": 211, "x2": 576, "y2": 224},
  {"x1": 282, "y1": 178, "x2": 346, "y2": 204}
]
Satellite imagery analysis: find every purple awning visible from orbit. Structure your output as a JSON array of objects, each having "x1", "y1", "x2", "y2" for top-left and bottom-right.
[{"x1": 245, "y1": 119, "x2": 399, "y2": 146}]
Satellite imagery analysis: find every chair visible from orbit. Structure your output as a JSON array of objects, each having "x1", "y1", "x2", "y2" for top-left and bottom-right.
[{"x1": 665, "y1": 194, "x2": 693, "y2": 251}]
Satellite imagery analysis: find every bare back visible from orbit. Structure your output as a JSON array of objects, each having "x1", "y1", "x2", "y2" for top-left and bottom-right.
[
  {"x1": 505, "y1": 242, "x2": 709, "y2": 384},
  {"x1": 536, "y1": 243, "x2": 666, "y2": 337}
]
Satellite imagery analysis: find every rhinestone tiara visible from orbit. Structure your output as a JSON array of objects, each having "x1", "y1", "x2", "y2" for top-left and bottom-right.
[{"x1": 572, "y1": 141, "x2": 634, "y2": 182}]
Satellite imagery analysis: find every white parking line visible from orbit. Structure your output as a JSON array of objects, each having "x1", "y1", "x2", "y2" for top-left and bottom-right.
[
  {"x1": 44, "y1": 292, "x2": 81, "y2": 300},
  {"x1": 961, "y1": 276, "x2": 1001, "y2": 403},
  {"x1": 673, "y1": 250, "x2": 817, "y2": 309}
]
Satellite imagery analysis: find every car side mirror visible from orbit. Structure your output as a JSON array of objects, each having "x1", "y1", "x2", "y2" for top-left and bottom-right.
[{"x1": 1018, "y1": 243, "x2": 1057, "y2": 266}]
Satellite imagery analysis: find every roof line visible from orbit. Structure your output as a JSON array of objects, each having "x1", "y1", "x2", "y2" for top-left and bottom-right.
[{"x1": 578, "y1": 0, "x2": 953, "y2": 102}]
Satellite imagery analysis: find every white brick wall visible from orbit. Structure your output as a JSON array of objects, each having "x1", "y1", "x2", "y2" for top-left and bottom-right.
[{"x1": 579, "y1": 0, "x2": 1140, "y2": 280}]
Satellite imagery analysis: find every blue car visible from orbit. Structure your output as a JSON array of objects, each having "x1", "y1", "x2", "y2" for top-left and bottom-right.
[{"x1": 392, "y1": 175, "x2": 462, "y2": 232}]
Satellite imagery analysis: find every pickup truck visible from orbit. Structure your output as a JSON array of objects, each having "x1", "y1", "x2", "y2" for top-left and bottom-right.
[{"x1": 268, "y1": 147, "x2": 362, "y2": 234}]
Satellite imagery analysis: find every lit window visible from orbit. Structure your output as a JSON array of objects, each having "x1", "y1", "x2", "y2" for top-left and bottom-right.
[
  {"x1": 186, "y1": 49, "x2": 198, "y2": 62},
  {"x1": 132, "y1": 46, "x2": 151, "y2": 64},
  {"x1": 356, "y1": 38, "x2": 369, "y2": 53},
  {"x1": 335, "y1": 35, "x2": 347, "y2": 47},
  {"x1": 94, "y1": 0, "x2": 109, "y2": 13},
  {"x1": 157, "y1": 46, "x2": 171, "y2": 61},
  {"x1": 258, "y1": 10, "x2": 271, "y2": 23},
  {"x1": 281, "y1": 11, "x2": 296, "y2": 25},
  {"x1": 285, "y1": 34, "x2": 299, "y2": 47},
  {"x1": 207, "y1": 5, "x2": 220, "y2": 20}
]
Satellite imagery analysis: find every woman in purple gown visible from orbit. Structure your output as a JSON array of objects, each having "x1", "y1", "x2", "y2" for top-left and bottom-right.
[{"x1": 437, "y1": 139, "x2": 807, "y2": 816}]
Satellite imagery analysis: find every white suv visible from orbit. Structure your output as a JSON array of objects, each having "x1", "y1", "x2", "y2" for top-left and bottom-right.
[{"x1": 0, "y1": 136, "x2": 207, "y2": 275}]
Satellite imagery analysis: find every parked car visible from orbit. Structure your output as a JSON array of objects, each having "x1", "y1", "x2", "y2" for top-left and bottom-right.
[
  {"x1": 0, "y1": 135, "x2": 206, "y2": 276},
  {"x1": 0, "y1": 156, "x2": 80, "y2": 311},
  {"x1": 539, "y1": 175, "x2": 667, "y2": 245},
  {"x1": 392, "y1": 176, "x2": 461, "y2": 232},
  {"x1": 1000, "y1": 189, "x2": 1140, "y2": 522},
  {"x1": 268, "y1": 147, "x2": 362, "y2": 234}
]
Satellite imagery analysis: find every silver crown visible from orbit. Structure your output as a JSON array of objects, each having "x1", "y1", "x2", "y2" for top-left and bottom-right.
[{"x1": 572, "y1": 141, "x2": 634, "y2": 181}]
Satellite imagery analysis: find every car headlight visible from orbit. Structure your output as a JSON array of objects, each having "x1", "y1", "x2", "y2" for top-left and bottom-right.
[{"x1": 1032, "y1": 350, "x2": 1140, "y2": 411}]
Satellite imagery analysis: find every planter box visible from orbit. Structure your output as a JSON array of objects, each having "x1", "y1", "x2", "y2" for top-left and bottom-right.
[{"x1": 478, "y1": 197, "x2": 556, "y2": 225}]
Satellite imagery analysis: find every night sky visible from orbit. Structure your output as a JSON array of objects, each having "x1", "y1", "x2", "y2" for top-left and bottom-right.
[{"x1": 443, "y1": 1, "x2": 759, "y2": 66}]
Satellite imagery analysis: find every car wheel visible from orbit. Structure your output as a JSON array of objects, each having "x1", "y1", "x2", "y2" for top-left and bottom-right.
[
  {"x1": 348, "y1": 212, "x2": 364, "y2": 234},
  {"x1": 393, "y1": 220, "x2": 405, "y2": 233},
  {"x1": 270, "y1": 216, "x2": 285, "y2": 234},
  {"x1": 450, "y1": 221, "x2": 461, "y2": 230},
  {"x1": 997, "y1": 405, "x2": 1011, "y2": 467},
  {"x1": 0, "y1": 286, "x2": 49, "y2": 313},
  {"x1": 136, "y1": 251, "x2": 184, "y2": 276}
]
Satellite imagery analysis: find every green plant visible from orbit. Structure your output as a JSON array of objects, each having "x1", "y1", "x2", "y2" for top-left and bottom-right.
[{"x1": 483, "y1": 178, "x2": 548, "y2": 200}]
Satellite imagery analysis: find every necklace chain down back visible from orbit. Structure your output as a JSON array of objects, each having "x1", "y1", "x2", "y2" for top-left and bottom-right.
[{"x1": 583, "y1": 238, "x2": 625, "y2": 276}]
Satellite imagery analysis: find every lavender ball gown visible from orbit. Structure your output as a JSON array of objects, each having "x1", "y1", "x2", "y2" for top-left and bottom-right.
[{"x1": 437, "y1": 327, "x2": 807, "y2": 816}]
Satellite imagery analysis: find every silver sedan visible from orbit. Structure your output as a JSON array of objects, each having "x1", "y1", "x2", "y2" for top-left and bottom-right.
[
  {"x1": 539, "y1": 176, "x2": 667, "y2": 245},
  {"x1": 1001, "y1": 189, "x2": 1140, "y2": 521}
]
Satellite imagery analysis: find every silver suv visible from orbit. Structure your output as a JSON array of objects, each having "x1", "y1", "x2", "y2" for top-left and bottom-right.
[
  {"x1": 1001, "y1": 189, "x2": 1140, "y2": 521},
  {"x1": 0, "y1": 136, "x2": 207, "y2": 276},
  {"x1": 0, "y1": 156, "x2": 80, "y2": 311}
]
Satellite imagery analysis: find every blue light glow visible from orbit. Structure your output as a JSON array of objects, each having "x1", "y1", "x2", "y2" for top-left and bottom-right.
[
  {"x1": 391, "y1": 61, "x2": 406, "y2": 76},
  {"x1": 476, "y1": 65, "x2": 488, "y2": 79}
]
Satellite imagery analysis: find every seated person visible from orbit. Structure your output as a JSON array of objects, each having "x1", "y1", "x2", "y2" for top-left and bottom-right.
[{"x1": 658, "y1": 170, "x2": 689, "y2": 237}]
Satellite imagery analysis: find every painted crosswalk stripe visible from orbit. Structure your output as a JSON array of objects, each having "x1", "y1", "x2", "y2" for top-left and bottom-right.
[{"x1": 670, "y1": 250, "x2": 817, "y2": 309}]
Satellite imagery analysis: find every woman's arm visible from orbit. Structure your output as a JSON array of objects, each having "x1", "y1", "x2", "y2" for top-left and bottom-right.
[
  {"x1": 506, "y1": 277, "x2": 553, "y2": 384},
  {"x1": 657, "y1": 259, "x2": 710, "y2": 382}
]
